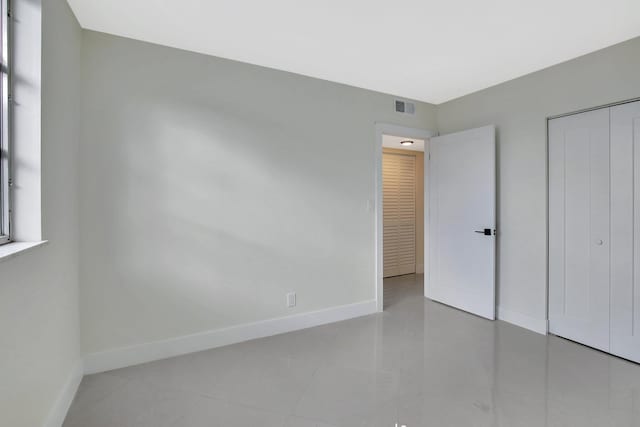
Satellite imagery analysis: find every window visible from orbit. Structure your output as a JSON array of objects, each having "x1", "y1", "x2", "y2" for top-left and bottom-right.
[{"x1": 0, "y1": 0, "x2": 9, "y2": 245}]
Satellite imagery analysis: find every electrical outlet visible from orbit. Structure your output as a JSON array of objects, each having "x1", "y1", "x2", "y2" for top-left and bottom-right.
[{"x1": 286, "y1": 292, "x2": 296, "y2": 308}]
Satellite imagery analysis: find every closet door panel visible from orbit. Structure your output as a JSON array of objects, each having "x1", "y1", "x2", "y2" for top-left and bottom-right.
[
  {"x1": 611, "y1": 100, "x2": 640, "y2": 363},
  {"x1": 549, "y1": 109, "x2": 610, "y2": 352},
  {"x1": 383, "y1": 152, "x2": 416, "y2": 277}
]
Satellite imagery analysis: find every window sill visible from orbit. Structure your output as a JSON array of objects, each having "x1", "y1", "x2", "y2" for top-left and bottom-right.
[{"x1": 0, "y1": 240, "x2": 48, "y2": 263}]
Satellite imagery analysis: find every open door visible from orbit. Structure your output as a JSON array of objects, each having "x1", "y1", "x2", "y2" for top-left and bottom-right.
[{"x1": 427, "y1": 125, "x2": 496, "y2": 320}]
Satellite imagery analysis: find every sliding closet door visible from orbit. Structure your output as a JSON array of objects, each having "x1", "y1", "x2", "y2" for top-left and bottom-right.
[
  {"x1": 549, "y1": 109, "x2": 610, "y2": 352},
  {"x1": 610, "y1": 100, "x2": 640, "y2": 363}
]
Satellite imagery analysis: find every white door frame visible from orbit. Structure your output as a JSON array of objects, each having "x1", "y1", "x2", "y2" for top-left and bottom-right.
[{"x1": 374, "y1": 123, "x2": 437, "y2": 312}]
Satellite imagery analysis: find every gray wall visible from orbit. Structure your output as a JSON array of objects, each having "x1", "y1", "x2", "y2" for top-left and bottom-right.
[
  {"x1": 437, "y1": 36, "x2": 640, "y2": 328},
  {"x1": 0, "y1": 0, "x2": 82, "y2": 426},
  {"x1": 79, "y1": 31, "x2": 438, "y2": 355}
]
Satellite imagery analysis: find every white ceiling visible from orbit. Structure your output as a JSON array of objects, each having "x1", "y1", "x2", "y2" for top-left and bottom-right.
[
  {"x1": 67, "y1": 0, "x2": 640, "y2": 104},
  {"x1": 383, "y1": 135, "x2": 425, "y2": 152}
]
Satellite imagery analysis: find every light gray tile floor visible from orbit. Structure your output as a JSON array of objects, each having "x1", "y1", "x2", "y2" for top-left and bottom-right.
[{"x1": 64, "y1": 274, "x2": 640, "y2": 426}]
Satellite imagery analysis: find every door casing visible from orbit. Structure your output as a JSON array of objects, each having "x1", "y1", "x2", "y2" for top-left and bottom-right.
[{"x1": 374, "y1": 123, "x2": 436, "y2": 312}]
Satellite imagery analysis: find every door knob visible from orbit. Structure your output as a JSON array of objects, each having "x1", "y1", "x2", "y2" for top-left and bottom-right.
[
  {"x1": 474, "y1": 228, "x2": 494, "y2": 236},
  {"x1": 595, "y1": 239, "x2": 603, "y2": 246}
]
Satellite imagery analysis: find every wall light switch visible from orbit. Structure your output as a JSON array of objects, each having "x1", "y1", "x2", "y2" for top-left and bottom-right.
[
  {"x1": 286, "y1": 292, "x2": 296, "y2": 308},
  {"x1": 366, "y1": 199, "x2": 374, "y2": 212}
]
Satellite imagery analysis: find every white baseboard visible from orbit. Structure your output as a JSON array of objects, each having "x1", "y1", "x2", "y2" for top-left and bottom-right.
[
  {"x1": 43, "y1": 359, "x2": 83, "y2": 427},
  {"x1": 498, "y1": 306, "x2": 547, "y2": 335},
  {"x1": 84, "y1": 299, "x2": 377, "y2": 375}
]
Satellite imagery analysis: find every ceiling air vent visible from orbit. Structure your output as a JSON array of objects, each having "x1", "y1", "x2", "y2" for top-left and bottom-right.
[{"x1": 395, "y1": 100, "x2": 415, "y2": 115}]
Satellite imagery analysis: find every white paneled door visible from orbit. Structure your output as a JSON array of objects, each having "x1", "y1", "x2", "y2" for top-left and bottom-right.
[
  {"x1": 427, "y1": 125, "x2": 496, "y2": 320},
  {"x1": 383, "y1": 152, "x2": 417, "y2": 277},
  {"x1": 610, "y1": 101, "x2": 640, "y2": 363},
  {"x1": 549, "y1": 109, "x2": 611, "y2": 352},
  {"x1": 550, "y1": 99, "x2": 640, "y2": 363}
]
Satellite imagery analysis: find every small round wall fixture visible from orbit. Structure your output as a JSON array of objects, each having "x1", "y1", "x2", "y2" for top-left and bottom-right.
[{"x1": 400, "y1": 140, "x2": 414, "y2": 146}]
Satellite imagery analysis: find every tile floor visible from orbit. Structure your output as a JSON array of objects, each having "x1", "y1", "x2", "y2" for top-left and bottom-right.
[{"x1": 64, "y1": 274, "x2": 640, "y2": 426}]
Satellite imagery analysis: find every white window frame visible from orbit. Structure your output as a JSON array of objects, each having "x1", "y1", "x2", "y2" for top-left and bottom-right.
[{"x1": 0, "y1": 0, "x2": 10, "y2": 246}]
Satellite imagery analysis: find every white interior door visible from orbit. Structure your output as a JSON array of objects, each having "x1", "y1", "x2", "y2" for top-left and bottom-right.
[
  {"x1": 610, "y1": 100, "x2": 640, "y2": 363},
  {"x1": 548, "y1": 109, "x2": 610, "y2": 352},
  {"x1": 427, "y1": 125, "x2": 496, "y2": 320}
]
